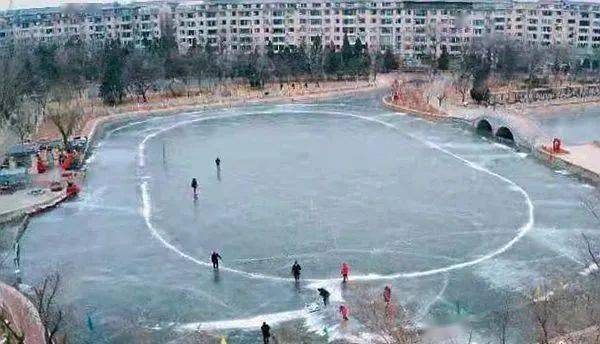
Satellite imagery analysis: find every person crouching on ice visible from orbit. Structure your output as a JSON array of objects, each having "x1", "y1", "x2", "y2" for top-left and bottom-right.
[
  {"x1": 318, "y1": 288, "x2": 330, "y2": 306},
  {"x1": 66, "y1": 181, "x2": 80, "y2": 198}
]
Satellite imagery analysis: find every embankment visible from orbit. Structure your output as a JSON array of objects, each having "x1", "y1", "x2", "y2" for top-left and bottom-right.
[
  {"x1": 382, "y1": 95, "x2": 600, "y2": 187},
  {"x1": 0, "y1": 281, "x2": 45, "y2": 344}
]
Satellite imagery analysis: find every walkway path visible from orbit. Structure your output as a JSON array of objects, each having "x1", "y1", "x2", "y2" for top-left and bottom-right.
[
  {"x1": 563, "y1": 144, "x2": 600, "y2": 175},
  {"x1": 0, "y1": 167, "x2": 67, "y2": 224},
  {"x1": 540, "y1": 143, "x2": 600, "y2": 185},
  {"x1": 0, "y1": 188, "x2": 65, "y2": 223}
]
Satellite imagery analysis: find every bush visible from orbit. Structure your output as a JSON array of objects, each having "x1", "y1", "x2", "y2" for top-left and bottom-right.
[{"x1": 470, "y1": 84, "x2": 490, "y2": 104}]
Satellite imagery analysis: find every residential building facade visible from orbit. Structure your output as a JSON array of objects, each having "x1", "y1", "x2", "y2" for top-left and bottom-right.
[
  {"x1": 0, "y1": 2, "x2": 175, "y2": 48},
  {"x1": 2, "y1": 0, "x2": 600, "y2": 62}
]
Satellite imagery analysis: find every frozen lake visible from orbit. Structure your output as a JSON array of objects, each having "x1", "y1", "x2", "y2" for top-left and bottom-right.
[{"x1": 16, "y1": 93, "x2": 599, "y2": 343}]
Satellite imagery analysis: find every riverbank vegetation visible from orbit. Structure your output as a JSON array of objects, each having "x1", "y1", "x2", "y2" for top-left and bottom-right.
[
  {"x1": 0, "y1": 33, "x2": 399, "y2": 149},
  {"x1": 391, "y1": 36, "x2": 600, "y2": 115}
]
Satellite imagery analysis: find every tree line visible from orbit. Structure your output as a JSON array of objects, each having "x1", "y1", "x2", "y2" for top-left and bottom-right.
[
  {"x1": 452, "y1": 36, "x2": 598, "y2": 104},
  {"x1": 0, "y1": 33, "x2": 399, "y2": 143}
]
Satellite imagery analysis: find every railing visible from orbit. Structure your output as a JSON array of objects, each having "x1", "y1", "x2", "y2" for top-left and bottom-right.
[{"x1": 489, "y1": 84, "x2": 600, "y2": 105}]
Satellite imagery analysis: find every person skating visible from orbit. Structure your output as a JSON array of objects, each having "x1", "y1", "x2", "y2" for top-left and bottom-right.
[
  {"x1": 317, "y1": 288, "x2": 330, "y2": 306},
  {"x1": 291, "y1": 260, "x2": 302, "y2": 281},
  {"x1": 215, "y1": 157, "x2": 221, "y2": 168},
  {"x1": 260, "y1": 322, "x2": 271, "y2": 344},
  {"x1": 341, "y1": 262, "x2": 350, "y2": 283},
  {"x1": 211, "y1": 251, "x2": 223, "y2": 269},
  {"x1": 339, "y1": 305, "x2": 349, "y2": 321},
  {"x1": 383, "y1": 285, "x2": 392, "y2": 304},
  {"x1": 191, "y1": 178, "x2": 198, "y2": 198}
]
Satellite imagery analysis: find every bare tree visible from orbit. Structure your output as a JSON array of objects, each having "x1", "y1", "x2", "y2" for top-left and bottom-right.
[
  {"x1": 583, "y1": 190, "x2": 600, "y2": 223},
  {"x1": 32, "y1": 272, "x2": 65, "y2": 344},
  {"x1": 581, "y1": 191, "x2": 600, "y2": 278},
  {"x1": 55, "y1": 40, "x2": 94, "y2": 99},
  {"x1": 436, "y1": 89, "x2": 448, "y2": 107},
  {"x1": 273, "y1": 321, "x2": 321, "y2": 343},
  {"x1": 0, "y1": 54, "x2": 26, "y2": 127},
  {"x1": 524, "y1": 45, "x2": 548, "y2": 93},
  {"x1": 351, "y1": 290, "x2": 418, "y2": 344},
  {"x1": 431, "y1": 76, "x2": 451, "y2": 108},
  {"x1": 9, "y1": 99, "x2": 41, "y2": 144},
  {"x1": 124, "y1": 50, "x2": 163, "y2": 102},
  {"x1": 582, "y1": 233, "x2": 600, "y2": 280},
  {"x1": 453, "y1": 73, "x2": 472, "y2": 104},
  {"x1": 46, "y1": 93, "x2": 83, "y2": 149},
  {"x1": 487, "y1": 295, "x2": 515, "y2": 344},
  {"x1": 529, "y1": 284, "x2": 559, "y2": 344}
]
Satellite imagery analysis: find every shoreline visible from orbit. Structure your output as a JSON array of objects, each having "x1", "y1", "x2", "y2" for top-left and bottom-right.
[
  {"x1": 381, "y1": 95, "x2": 468, "y2": 124},
  {"x1": 0, "y1": 76, "x2": 394, "y2": 226},
  {"x1": 382, "y1": 95, "x2": 600, "y2": 187},
  {"x1": 1, "y1": 79, "x2": 596, "y2": 343},
  {"x1": 83, "y1": 78, "x2": 394, "y2": 156},
  {"x1": 0, "y1": 78, "x2": 394, "y2": 342}
]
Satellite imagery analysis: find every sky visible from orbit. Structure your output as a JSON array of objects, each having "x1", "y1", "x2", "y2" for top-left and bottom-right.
[{"x1": 0, "y1": 0, "x2": 129, "y2": 10}]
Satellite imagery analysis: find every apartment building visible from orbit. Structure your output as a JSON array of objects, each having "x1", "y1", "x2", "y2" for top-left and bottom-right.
[
  {"x1": 173, "y1": 0, "x2": 496, "y2": 60},
  {"x1": 0, "y1": 2, "x2": 175, "y2": 48},
  {"x1": 172, "y1": 0, "x2": 600, "y2": 61},
  {"x1": 2, "y1": 0, "x2": 600, "y2": 62}
]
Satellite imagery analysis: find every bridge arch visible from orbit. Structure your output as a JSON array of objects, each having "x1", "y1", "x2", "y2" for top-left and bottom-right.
[
  {"x1": 496, "y1": 126, "x2": 515, "y2": 142},
  {"x1": 476, "y1": 119, "x2": 493, "y2": 135}
]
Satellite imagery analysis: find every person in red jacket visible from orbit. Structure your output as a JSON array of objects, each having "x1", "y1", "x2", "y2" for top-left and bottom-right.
[
  {"x1": 383, "y1": 285, "x2": 392, "y2": 305},
  {"x1": 62, "y1": 151, "x2": 73, "y2": 170},
  {"x1": 36, "y1": 154, "x2": 47, "y2": 174},
  {"x1": 66, "y1": 181, "x2": 80, "y2": 198},
  {"x1": 341, "y1": 262, "x2": 350, "y2": 283},
  {"x1": 339, "y1": 305, "x2": 349, "y2": 321}
]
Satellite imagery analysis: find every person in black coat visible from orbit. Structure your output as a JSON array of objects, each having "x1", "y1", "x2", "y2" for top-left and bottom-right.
[
  {"x1": 318, "y1": 288, "x2": 330, "y2": 306},
  {"x1": 261, "y1": 322, "x2": 271, "y2": 344},
  {"x1": 291, "y1": 260, "x2": 302, "y2": 281},
  {"x1": 191, "y1": 178, "x2": 198, "y2": 198},
  {"x1": 211, "y1": 251, "x2": 222, "y2": 269}
]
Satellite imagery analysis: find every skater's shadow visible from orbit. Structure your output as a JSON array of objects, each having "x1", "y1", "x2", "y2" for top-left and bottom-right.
[
  {"x1": 213, "y1": 269, "x2": 221, "y2": 283},
  {"x1": 217, "y1": 167, "x2": 221, "y2": 182},
  {"x1": 341, "y1": 281, "x2": 348, "y2": 291}
]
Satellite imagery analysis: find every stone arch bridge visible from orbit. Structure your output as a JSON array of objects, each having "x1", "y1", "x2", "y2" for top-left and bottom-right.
[{"x1": 470, "y1": 114, "x2": 543, "y2": 148}]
